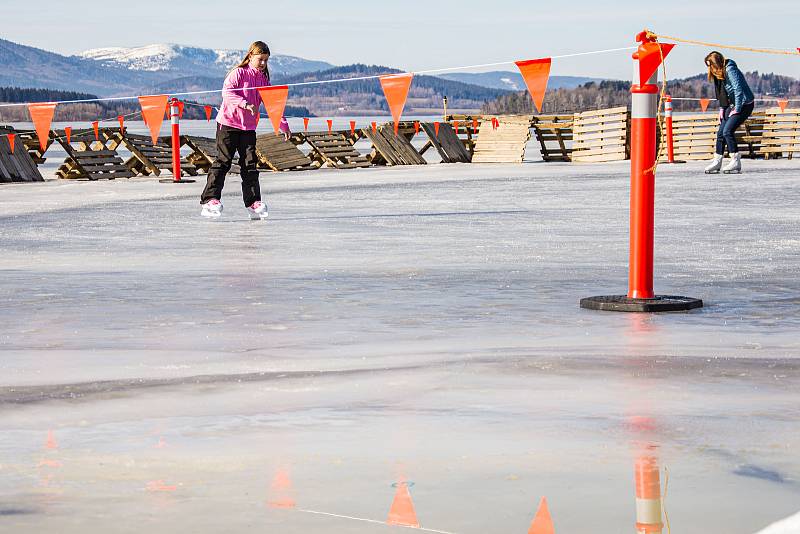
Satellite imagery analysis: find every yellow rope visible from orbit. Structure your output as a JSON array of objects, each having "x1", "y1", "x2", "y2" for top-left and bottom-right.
[
  {"x1": 645, "y1": 38, "x2": 668, "y2": 176},
  {"x1": 662, "y1": 466, "x2": 671, "y2": 534},
  {"x1": 645, "y1": 30, "x2": 800, "y2": 56}
]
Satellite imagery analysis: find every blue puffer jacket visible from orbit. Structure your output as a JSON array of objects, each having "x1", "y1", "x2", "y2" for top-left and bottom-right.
[{"x1": 724, "y1": 59, "x2": 755, "y2": 112}]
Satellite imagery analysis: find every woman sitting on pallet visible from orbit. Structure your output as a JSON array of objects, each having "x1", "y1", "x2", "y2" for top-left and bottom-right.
[
  {"x1": 200, "y1": 41, "x2": 291, "y2": 219},
  {"x1": 703, "y1": 51, "x2": 755, "y2": 175}
]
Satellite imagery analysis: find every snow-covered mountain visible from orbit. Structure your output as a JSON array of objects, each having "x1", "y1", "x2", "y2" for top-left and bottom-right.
[{"x1": 77, "y1": 44, "x2": 334, "y2": 78}]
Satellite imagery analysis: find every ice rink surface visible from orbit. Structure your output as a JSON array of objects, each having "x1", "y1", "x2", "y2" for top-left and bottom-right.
[{"x1": 1, "y1": 158, "x2": 799, "y2": 533}]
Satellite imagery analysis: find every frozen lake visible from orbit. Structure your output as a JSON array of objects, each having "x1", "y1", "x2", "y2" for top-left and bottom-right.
[{"x1": 1, "y1": 156, "x2": 799, "y2": 533}]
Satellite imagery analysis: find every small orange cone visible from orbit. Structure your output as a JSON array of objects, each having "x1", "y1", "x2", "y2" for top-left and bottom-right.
[
  {"x1": 45, "y1": 430, "x2": 58, "y2": 450},
  {"x1": 387, "y1": 482, "x2": 420, "y2": 528},
  {"x1": 528, "y1": 497, "x2": 555, "y2": 534},
  {"x1": 267, "y1": 468, "x2": 296, "y2": 509}
]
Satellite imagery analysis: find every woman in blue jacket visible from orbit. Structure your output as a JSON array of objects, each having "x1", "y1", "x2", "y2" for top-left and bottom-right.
[{"x1": 704, "y1": 51, "x2": 755, "y2": 174}]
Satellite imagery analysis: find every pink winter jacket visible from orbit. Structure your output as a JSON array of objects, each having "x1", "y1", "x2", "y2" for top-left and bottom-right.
[{"x1": 216, "y1": 65, "x2": 290, "y2": 133}]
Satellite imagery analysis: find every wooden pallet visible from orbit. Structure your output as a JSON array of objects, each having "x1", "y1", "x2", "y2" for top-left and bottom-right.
[
  {"x1": 759, "y1": 108, "x2": 800, "y2": 160},
  {"x1": 658, "y1": 112, "x2": 767, "y2": 161},
  {"x1": 301, "y1": 131, "x2": 371, "y2": 169},
  {"x1": 255, "y1": 133, "x2": 316, "y2": 171},
  {"x1": 471, "y1": 115, "x2": 532, "y2": 164},
  {"x1": 531, "y1": 114, "x2": 573, "y2": 162},
  {"x1": 16, "y1": 132, "x2": 53, "y2": 164},
  {"x1": 104, "y1": 130, "x2": 198, "y2": 177},
  {"x1": 364, "y1": 123, "x2": 427, "y2": 166},
  {"x1": 420, "y1": 122, "x2": 470, "y2": 163},
  {"x1": 181, "y1": 135, "x2": 240, "y2": 174},
  {"x1": 0, "y1": 126, "x2": 45, "y2": 183},
  {"x1": 54, "y1": 130, "x2": 136, "y2": 181},
  {"x1": 571, "y1": 107, "x2": 629, "y2": 163}
]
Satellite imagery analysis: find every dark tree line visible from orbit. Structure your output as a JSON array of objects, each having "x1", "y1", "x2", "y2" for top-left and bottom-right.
[{"x1": 482, "y1": 72, "x2": 800, "y2": 115}]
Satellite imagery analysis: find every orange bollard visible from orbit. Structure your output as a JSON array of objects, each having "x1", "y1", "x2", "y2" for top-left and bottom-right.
[
  {"x1": 662, "y1": 95, "x2": 684, "y2": 165},
  {"x1": 580, "y1": 31, "x2": 701, "y2": 312},
  {"x1": 160, "y1": 98, "x2": 195, "y2": 184},
  {"x1": 634, "y1": 456, "x2": 663, "y2": 534}
]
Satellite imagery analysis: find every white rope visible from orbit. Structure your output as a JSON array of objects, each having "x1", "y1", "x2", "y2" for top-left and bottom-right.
[
  {"x1": 0, "y1": 45, "x2": 636, "y2": 108},
  {"x1": 295, "y1": 508, "x2": 458, "y2": 534}
]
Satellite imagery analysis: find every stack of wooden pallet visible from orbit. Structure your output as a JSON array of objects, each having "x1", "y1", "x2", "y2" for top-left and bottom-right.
[
  {"x1": 55, "y1": 130, "x2": 135, "y2": 180},
  {"x1": 759, "y1": 108, "x2": 800, "y2": 160},
  {"x1": 0, "y1": 126, "x2": 44, "y2": 183},
  {"x1": 658, "y1": 112, "x2": 767, "y2": 161},
  {"x1": 104, "y1": 131, "x2": 198, "y2": 177},
  {"x1": 363, "y1": 124, "x2": 426, "y2": 166},
  {"x1": 301, "y1": 131, "x2": 371, "y2": 169},
  {"x1": 571, "y1": 107, "x2": 629, "y2": 163},
  {"x1": 532, "y1": 115, "x2": 573, "y2": 162},
  {"x1": 255, "y1": 133, "x2": 316, "y2": 171},
  {"x1": 471, "y1": 115, "x2": 532, "y2": 163}
]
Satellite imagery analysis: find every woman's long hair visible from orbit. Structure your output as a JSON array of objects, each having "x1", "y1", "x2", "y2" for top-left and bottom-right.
[
  {"x1": 705, "y1": 51, "x2": 726, "y2": 81},
  {"x1": 233, "y1": 41, "x2": 271, "y2": 80}
]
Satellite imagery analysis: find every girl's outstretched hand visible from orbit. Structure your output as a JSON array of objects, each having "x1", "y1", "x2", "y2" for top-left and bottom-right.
[{"x1": 244, "y1": 103, "x2": 257, "y2": 115}]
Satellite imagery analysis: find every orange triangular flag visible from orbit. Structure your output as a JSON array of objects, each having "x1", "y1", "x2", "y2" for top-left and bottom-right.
[
  {"x1": 28, "y1": 102, "x2": 56, "y2": 151},
  {"x1": 371, "y1": 121, "x2": 377, "y2": 133},
  {"x1": 492, "y1": 117, "x2": 499, "y2": 129},
  {"x1": 204, "y1": 105, "x2": 212, "y2": 121},
  {"x1": 434, "y1": 121, "x2": 440, "y2": 137},
  {"x1": 515, "y1": 58, "x2": 552, "y2": 113},
  {"x1": 139, "y1": 95, "x2": 169, "y2": 144},
  {"x1": 45, "y1": 430, "x2": 58, "y2": 450},
  {"x1": 528, "y1": 497, "x2": 555, "y2": 534},
  {"x1": 303, "y1": 117, "x2": 309, "y2": 131},
  {"x1": 453, "y1": 120, "x2": 460, "y2": 135},
  {"x1": 257, "y1": 86, "x2": 289, "y2": 136},
  {"x1": 177, "y1": 101, "x2": 185, "y2": 119},
  {"x1": 777, "y1": 99, "x2": 789, "y2": 112},
  {"x1": 387, "y1": 483, "x2": 420, "y2": 528},
  {"x1": 637, "y1": 42, "x2": 675, "y2": 86},
  {"x1": 92, "y1": 121, "x2": 99, "y2": 141},
  {"x1": 267, "y1": 468, "x2": 296, "y2": 509},
  {"x1": 379, "y1": 73, "x2": 414, "y2": 134},
  {"x1": 699, "y1": 98, "x2": 710, "y2": 112},
  {"x1": 165, "y1": 103, "x2": 171, "y2": 120},
  {"x1": 350, "y1": 120, "x2": 356, "y2": 135},
  {"x1": 326, "y1": 119, "x2": 333, "y2": 133},
  {"x1": 7, "y1": 133, "x2": 15, "y2": 154},
  {"x1": 472, "y1": 118, "x2": 479, "y2": 131},
  {"x1": 414, "y1": 121, "x2": 420, "y2": 135},
  {"x1": 64, "y1": 126, "x2": 72, "y2": 145},
  {"x1": 118, "y1": 115, "x2": 125, "y2": 133}
]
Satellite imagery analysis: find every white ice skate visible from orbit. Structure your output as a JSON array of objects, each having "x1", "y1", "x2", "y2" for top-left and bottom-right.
[
  {"x1": 722, "y1": 153, "x2": 741, "y2": 174},
  {"x1": 246, "y1": 201, "x2": 268, "y2": 220},
  {"x1": 704, "y1": 153, "x2": 724, "y2": 174},
  {"x1": 201, "y1": 199, "x2": 223, "y2": 218}
]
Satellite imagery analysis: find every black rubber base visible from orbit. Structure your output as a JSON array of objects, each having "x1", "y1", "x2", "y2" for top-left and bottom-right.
[
  {"x1": 159, "y1": 178, "x2": 197, "y2": 183},
  {"x1": 661, "y1": 160, "x2": 686, "y2": 164},
  {"x1": 580, "y1": 295, "x2": 703, "y2": 312}
]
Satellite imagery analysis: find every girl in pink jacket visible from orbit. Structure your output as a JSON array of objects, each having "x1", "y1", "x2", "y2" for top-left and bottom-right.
[{"x1": 200, "y1": 41, "x2": 291, "y2": 219}]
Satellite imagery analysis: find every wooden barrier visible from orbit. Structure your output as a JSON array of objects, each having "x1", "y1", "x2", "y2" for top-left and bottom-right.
[
  {"x1": 301, "y1": 131, "x2": 371, "y2": 169},
  {"x1": 181, "y1": 135, "x2": 240, "y2": 174},
  {"x1": 531, "y1": 114, "x2": 573, "y2": 162},
  {"x1": 364, "y1": 124, "x2": 426, "y2": 166},
  {"x1": 103, "y1": 130, "x2": 198, "y2": 177},
  {"x1": 420, "y1": 122, "x2": 471, "y2": 163},
  {"x1": 16, "y1": 132, "x2": 53, "y2": 164},
  {"x1": 54, "y1": 130, "x2": 136, "y2": 180},
  {"x1": 571, "y1": 107, "x2": 629, "y2": 163},
  {"x1": 0, "y1": 126, "x2": 44, "y2": 183},
  {"x1": 471, "y1": 115, "x2": 532, "y2": 163},
  {"x1": 658, "y1": 112, "x2": 767, "y2": 161},
  {"x1": 759, "y1": 108, "x2": 800, "y2": 160}
]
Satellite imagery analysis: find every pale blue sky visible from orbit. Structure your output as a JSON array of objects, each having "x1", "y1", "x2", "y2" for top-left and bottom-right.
[{"x1": 3, "y1": 0, "x2": 799, "y2": 80}]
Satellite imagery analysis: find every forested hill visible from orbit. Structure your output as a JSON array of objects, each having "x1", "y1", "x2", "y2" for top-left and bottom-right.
[
  {"x1": 482, "y1": 72, "x2": 800, "y2": 115},
  {"x1": 144, "y1": 64, "x2": 511, "y2": 115},
  {"x1": 0, "y1": 87, "x2": 99, "y2": 103}
]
